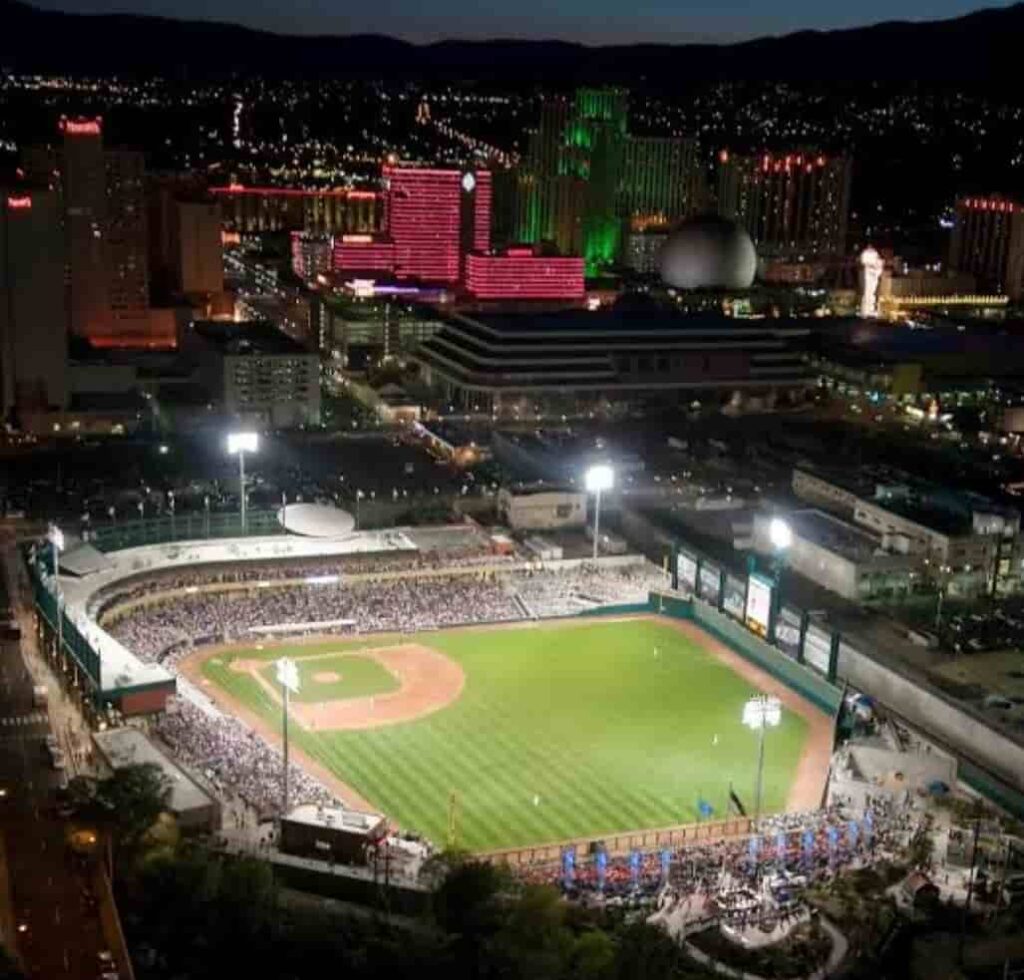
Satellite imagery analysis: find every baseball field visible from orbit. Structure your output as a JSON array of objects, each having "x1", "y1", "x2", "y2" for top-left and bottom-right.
[{"x1": 184, "y1": 617, "x2": 831, "y2": 852}]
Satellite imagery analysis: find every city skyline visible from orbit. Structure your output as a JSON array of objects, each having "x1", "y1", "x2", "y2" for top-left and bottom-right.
[{"x1": 25, "y1": 0, "x2": 1022, "y2": 44}]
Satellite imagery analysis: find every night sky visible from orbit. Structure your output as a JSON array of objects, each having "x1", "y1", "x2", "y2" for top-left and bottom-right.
[{"x1": 30, "y1": 0, "x2": 1016, "y2": 44}]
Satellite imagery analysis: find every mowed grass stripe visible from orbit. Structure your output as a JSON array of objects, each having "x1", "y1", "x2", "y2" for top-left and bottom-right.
[{"x1": 201, "y1": 619, "x2": 811, "y2": 850}]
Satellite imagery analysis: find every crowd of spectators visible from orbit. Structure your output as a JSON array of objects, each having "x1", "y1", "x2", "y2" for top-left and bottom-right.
[
  {"x1": 512, "y1": 563, "x2": 667, "y2": 618},
  {"x1": 108, "y1": 574, "x2": 523, "y2": 661},
  {"x1": 156, "y1": 698, "x2": 337, "y2": 817}
]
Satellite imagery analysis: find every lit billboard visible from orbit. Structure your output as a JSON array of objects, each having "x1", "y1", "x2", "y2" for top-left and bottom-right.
[
  {"x1": 698, "y1": 562, "x2": 721, "y2": 606},
  {"x1": 745, "y1": 574, "x2": 773, "y2": 638},
  {"x1": 775, "y1": 605, "x2": 803, "y2": 660},
  {"x1": 677, "y1": 550, "x2": 698, "y2": 592},
  {"x1": 723, "y1": 574, "x2": 746, "y2": 621},
  {"x1": 803, "y1": 623, "x2": 833, "y2": 676}
]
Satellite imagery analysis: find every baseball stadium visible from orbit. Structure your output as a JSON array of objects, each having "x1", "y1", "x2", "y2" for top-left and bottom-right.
[{"x1": 30, "y1": 506, "x2": 839, "y2": 856}]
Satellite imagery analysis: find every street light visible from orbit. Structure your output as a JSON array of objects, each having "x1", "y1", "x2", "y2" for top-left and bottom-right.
[
  {"x1": 275, "y1": 657, "x2": 300, "y2": 815},
  {"x1": 226, "y1": 431, "x2": 259, "y2": 534},
  {"x1": 48, "y1": 525, "x2": 64, "y2": 658},
  {"x1": 742, "y1": 694, "x2": 782, "y2": 821},
  {"x1": 585, "y1": 464, "x2": 614, "y2": 561}
]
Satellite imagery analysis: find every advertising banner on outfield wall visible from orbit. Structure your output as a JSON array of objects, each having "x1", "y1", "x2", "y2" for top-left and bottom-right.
[
  {"x1": 698, "y1": 562, "x2": 722, "y2": 606},
  {"x1": 774, "y1": 605, "x2": 803, "y2": 660},
  {"x1": 803, "y1": 623, "x2": 833, "y2": 677},
  {"x1": 678, "y1": 551, "x2": 698, "y2": 592},
  {"x1": 723, "y1": 575, "x2": 746, "y2": 621},
  {"x1": 744, "y1": 573, "x2": 773, "y2": 638}
]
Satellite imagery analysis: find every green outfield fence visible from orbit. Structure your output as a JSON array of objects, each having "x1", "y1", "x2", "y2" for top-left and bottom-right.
[{"x1": 90, "y1": 509, "x2": 285, "y2": 553}]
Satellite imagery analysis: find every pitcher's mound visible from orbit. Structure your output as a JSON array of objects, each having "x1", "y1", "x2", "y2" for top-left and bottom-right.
[{"x1": 313, "y1": 671, "x2": 341, "y2": 683}]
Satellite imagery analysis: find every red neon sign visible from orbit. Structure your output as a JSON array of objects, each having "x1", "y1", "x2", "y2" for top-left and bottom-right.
[
  {"x1": 6, "y1": 196, "x2": 32, "y2": 210},
  {"x1": 60, "y1": 118, "x2": 102, "y2": 136}
]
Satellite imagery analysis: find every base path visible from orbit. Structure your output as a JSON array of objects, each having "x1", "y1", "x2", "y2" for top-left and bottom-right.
[
  {"x1": 227, "y1": 644, "x2": 465, "y2": 731},
  {"x1": 661, "y1": 619, "x2": 834, "y2": 812},
  {"x1": 178, "y1": 640, "x2": 466, "y2": 810}
]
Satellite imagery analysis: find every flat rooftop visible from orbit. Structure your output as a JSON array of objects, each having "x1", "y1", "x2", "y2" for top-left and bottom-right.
[
  {"x1": 789, "y1": 509, "x2": 884, "y2": 563},
  {"x1": 191, "y1": 320, "x2": 308, "y2": 356},
  {"x1": 93, "y1": 727, "x2": 213, "y2": 815},
  {"x1": 286, "y1": 803, "x2": 385, "y2": 833}
]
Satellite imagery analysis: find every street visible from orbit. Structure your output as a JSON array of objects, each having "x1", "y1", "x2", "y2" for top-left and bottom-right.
[{"x1": 0, "y1": 548, "x2": 112, "y2": 979}]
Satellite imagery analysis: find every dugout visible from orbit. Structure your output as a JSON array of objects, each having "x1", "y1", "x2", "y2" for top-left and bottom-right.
[{"x1": 280, "y1": 804, "x2": 388, "y2": 865}]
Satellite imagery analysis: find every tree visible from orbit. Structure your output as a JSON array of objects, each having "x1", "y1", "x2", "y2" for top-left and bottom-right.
[
  {"x1": 432, "y1": 858, "x2": 507, "y2": 939},
  {"x1": 87, "y1": 763, "x2": 172, "y2": 848}
]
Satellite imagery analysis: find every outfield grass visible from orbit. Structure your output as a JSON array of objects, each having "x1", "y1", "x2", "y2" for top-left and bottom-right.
[
  {"x1": 258, "y1": 653, "x2": 399, "y2": 703},
  {"x1": 202, "y1": 619, "x2": 810, "y2": 851}
]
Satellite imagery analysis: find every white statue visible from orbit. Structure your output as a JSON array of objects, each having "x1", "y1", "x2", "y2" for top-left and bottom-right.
[{"x1": 859, "y1": 246, "x2": 883, "y2": 318}]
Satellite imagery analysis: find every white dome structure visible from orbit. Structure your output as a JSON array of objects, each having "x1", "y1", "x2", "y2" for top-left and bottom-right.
[
  {"x1": 277, "y1": 503, "x2": 356, "y2": 539},
  {"x1": 658, "y1": 216, "x2": 757, "y2": 290}
]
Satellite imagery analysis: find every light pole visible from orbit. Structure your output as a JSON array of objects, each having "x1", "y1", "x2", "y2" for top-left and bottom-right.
[
  {"x1": 742, "y1": 694, "x2": 782, "y2": 821},
  {"x1": 226, "y1": 431, "x2": 259, "y2": 534},
  {"x1": 48, "y1": 525, "x2": 65, "y2": 659},
  {"x1": 355, "y1": 488, "x2": 364, "y2": 530},
  {"x1": 204, "y1": 495, "x2": 211, "y2": 538},
  {"x1": 275, "y1": 657, "x2": 300, "y2": 815},
  {"x1": 585, "y1": 464, "x2": 614, "y2": 561}
]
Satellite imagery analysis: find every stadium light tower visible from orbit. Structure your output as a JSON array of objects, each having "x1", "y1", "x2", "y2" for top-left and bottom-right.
[
  {"x1": 226, "y1": 431, "x2": 259, "y2": 534},
  {"x1": 585, "y1": 464, "x2": 614, "y2": 560},
  {"x1": 742, "y1": 694, "x2": 782, "y2": 821},
  {"x1": 768, "y1": 517, "x2": 792, "y2": 552},
  {"x1": 48, "y1": 524, "x2": 65, "y2": 658},
  {"x1": 275, "y1": 657, "x2": 300, "y2": 815}
]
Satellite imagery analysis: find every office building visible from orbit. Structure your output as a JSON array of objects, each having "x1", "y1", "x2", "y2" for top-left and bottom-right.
[
  {"x1": 22, "y1": 118, "x2": 157, "y2": 346},
  {"x1": 620, "y1": 137, "x2": 700, "y2": 229},
  {"x1": 212, "y1": 184, "x2": 383, "y2": 236},
  {"x1": 331, "y1": 234, "x2": 398, "y2": 276},
  {"x1": 792, "y1": 464, "x2": 1023, "y2": 596},
  {"x1": 0, "y1": 188, "x2": 68, "y2": 415},
  {"x1": 717, "y1": 150, "x2": 852, "y2": 259},
  {"x1": 622, "y1": 228, "x2": 670, "y2": 274},
  {"x1": 172, "y1": 199, "x2": 223, "y2": 297},
  {"x1": 948, "y1": 196, "x2": 1024, "y2": 300},
  {"x1": 290, "y1": 231, "x2": 333, "y2": 281},
  {"x1": 186, "y1": 320, "x2": 320, "y2": 428},
  {"x1": 417, "y1": 309, "x2": 812, "y2": 417},
  {"x1": 752, "y1": 509, "x2": 919, "y2": 602},
  {"x1": 315, "y1": 294, "x2": 444, "y2": 367},
  {"x1": 104, "y1": 147, "x2": 149, "y2": 326},
  {"x1": 516, "y1": 88, "x2": 700, "y2": 273},
  {"x1": 464, "y1": 247, "x2": 585, "y2": 300}
]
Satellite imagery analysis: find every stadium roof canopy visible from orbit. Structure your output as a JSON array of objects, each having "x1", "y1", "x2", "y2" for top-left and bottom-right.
[{"x1": 278, "y1": 502, "x2": 356, "y2": 539}]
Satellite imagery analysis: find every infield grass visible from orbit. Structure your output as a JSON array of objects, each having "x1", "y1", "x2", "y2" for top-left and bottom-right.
[
  {"x1": 258, "y1": 652, "x2": 399, "y2": 703},
  {"x1": 202, "y1": 618, "x2": 811, "y2": 851}
]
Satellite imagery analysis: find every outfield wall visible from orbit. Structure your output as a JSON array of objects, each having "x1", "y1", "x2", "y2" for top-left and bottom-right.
[{"x1": 479, "y1": 816, "x2": 753, "y2": 865}]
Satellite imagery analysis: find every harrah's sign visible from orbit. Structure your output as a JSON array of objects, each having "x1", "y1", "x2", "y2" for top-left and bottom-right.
[{"x1": 60, "y1": 118, "x2": 102, "y2": 136}]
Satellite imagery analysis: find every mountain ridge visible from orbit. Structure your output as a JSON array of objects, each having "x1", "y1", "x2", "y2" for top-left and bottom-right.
[{"x1": 2, "y1": 0, "x2": 1022, "y2": 84}]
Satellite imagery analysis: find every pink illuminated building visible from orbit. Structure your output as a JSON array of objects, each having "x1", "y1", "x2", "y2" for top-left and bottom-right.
[
  {"x1": 464, "y1": 247, "x2": 585, "y2": 300},
  {"x1": 332, "y1": 163, "x2": 491, "y2": 284}
]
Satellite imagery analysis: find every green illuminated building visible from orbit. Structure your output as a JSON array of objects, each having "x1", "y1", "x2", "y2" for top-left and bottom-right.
[{"x1": 510, "y1": 88, "x2": 698, "y2": 275}]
